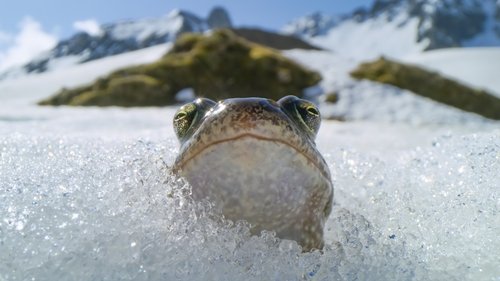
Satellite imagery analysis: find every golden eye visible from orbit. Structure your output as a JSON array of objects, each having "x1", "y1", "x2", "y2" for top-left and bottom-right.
[
  {"x1": 173, "y1": 98, "x2": 216, "y2": 143},
  {"x1": 174, "y1": 111, "x2": 187, "y2": 121},
  {"x1": 305, "y1": 105, "x2": 319, "y2": 116},
  {"x1": 296, "y1": 102, "x2": 320, "y2": 136},
  {"x1": 173, "y1": 103, "x2": 197, "y2": 141},
  {"x1": 277, "y1": 95, "x2": 321, "y2": 138}
]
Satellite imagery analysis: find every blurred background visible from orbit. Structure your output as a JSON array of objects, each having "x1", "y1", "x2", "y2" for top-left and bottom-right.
[
  {"x1": 1, "y1": 0, "x2": 499, "y2": 125},
  {"x1": 0, "y1": 0, "x2": 371, "y2": 77}
]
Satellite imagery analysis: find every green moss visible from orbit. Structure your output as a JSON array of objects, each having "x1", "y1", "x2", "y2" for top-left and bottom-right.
[
  {"x1": 350, "y1": 57, "x2": 500, "y2": 120},
  {"x1": 324, "y1": 92, "x2": 339, "y2": 104},
  {"x1": 39, "y1": 29, "x2": 321, "y2": 107},
  {"x1": 70, "y1": 75, "x2": 173, "y2": 106},
  {"x1": 38, "y1": 84, "x2": 93, "y2": 106}
]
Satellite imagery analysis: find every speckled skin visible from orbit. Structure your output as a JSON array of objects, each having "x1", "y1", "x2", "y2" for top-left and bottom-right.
[{"x1": 173, "y1": 97, "x2": 333, "y2": 251}]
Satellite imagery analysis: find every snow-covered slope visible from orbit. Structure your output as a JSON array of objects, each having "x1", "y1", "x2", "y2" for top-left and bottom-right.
[
  {"x1": 284, "y1": 0, "x2": 500, "y2": 60},
  {"x1": 403, "y1": 47, "x2": 500, "y2": 97},
  {"x1": 0, "y1": 7, "x2": 231, "y2": 80},
  {"x1": 0, "y1": 44, "x2": 170, "y2": 106},
  {"x1": 283, "y1": 48, "x2": 498, "y2": 125},
  {"x1": 311, "y1": 12, "x2": 427, "y2": 60}
]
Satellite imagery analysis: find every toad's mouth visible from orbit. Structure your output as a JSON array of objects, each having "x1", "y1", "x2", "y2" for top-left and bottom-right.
[{"x1": 173, "y1": 133, "x2": 330, "y2": 179}]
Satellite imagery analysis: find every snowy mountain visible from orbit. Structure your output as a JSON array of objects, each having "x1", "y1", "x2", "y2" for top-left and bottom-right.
[
  {"x1": 284, "y1": 0, "x2": 500, "y2": 59},
  {"x1": 282, "y1": 12, "x2": 342, "y2": 37},
  {"x1": 0, "y1": 7, "x2": 231, "y2": 80}
]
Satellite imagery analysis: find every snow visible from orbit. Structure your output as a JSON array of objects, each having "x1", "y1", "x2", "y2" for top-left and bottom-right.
[
  {"x1": 0, "y1": 43, "x2": 170, "y2": 106},
  {"x1": 403, "y1": 47, "x2": 500, "y2": 97},
  {"x1": 109, "y1": 15, "x2": 183, "y2": 42},
  {"x1": 285, "y1": 0, "x2": 500, "y2": 63},
  {"x1": 1, "y1": 113, "x2": 499, "y2": 280},
  {"x1": 284, "y1": 49, "x2": 497, "y2": 126},
  {"x1": 73, "y1": 19, "x2": 104, "y2": 37},
  {"x1": 282, "y1": 12, "x2": 339, "y2": 37},
  {"x1": 1, "y1": 36, "x2": 500, "y2": 280},
  {"x1": 310, "y1": 12, "x2": 428, "y2": 61},
  {"x1": 45, "y1": 55, "x2": 85, "y2": 72}
]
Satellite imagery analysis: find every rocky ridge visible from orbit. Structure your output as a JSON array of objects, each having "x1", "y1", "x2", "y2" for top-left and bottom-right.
[
  {"x1": 284, "y1": 0, "x2": 500, "y2": 52},
  {"x1": 1, "y1": 7, "x2": 232, "y2": 79}
]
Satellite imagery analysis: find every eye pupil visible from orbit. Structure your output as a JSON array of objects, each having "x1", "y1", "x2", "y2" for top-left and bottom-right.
[
  {"x1": 175, "y1": 112, "x2": 187, "y2": 121},
  {"x1": 173, "y1": 104, "x2": 198, "y2": 141},
  {"x1": 296, "y1": 103, "x2": 321, "y2": 137},
  {"x1": 306, "y1": 106, "x2": 319, "y2": 116}
]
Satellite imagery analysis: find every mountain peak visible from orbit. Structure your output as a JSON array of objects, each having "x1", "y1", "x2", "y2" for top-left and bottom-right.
[
  {"x1": 207, "y1": 6, "x2": 232, "y2": 29},
  {"x1": 284, "y1": 0, "x2": 500, "y2": 59},
  {"x1": 282, "y1": 12, "x2": 340, "y2": 37},
  {"x1": 0, "y1": 7, "x2": 234, "y2": 80}
]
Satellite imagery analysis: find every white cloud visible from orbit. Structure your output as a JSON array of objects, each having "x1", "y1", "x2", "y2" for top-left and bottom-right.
[
  {"x1": 0, "y1": 17, "x2": 58, "y2": 72},
  {"x1": 73, "y1": 19, "x2": 103, "y2": 36}
]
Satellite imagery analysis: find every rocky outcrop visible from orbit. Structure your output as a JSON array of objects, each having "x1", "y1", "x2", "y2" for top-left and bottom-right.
[
  {"x1": 207, "y1": 6, "x2": 232, "y2": 28},
  {"x1": 350, "y1": 57, "x2": 500, "y2": 120},
  {"x1": 38, "y1": 30, "x2": 321, "y2": 107},
  {"x1": 282, "y1": 12, "x2": 340, "y2": 37},
  {"x1": 409, "y1": 0, "x2": 487, "y2": 49}
]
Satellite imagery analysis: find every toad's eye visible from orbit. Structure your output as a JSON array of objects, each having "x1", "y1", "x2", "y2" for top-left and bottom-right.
[
  {"x1": 173, "y1": 98, "x2": 216, "y2": 142},
  {"x1": 278, "y1": 95, "x2": 321, "y2": 138},
  {"x1": 296, "y1": 102, "x2": 320, "y2": 134},
  {"x1": 173, "y1": 103, "x2": 197, "y2": 141}
]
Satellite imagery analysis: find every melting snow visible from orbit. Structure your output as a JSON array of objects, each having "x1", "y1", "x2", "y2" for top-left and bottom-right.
[{"x1": 0, "y1": 115, "x2": 498, "y2": 280}]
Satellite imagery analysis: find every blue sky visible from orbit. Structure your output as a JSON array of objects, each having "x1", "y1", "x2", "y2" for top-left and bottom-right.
[{"x1": 0, "y1": 0, "x2": 373, "y2": 70}]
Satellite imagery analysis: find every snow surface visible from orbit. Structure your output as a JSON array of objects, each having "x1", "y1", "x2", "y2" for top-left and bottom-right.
[
  {"x1": 1, "y1": 110, "x2": 499, "y2": 280},
  {"x1": 1, "y1": 39, "x2": 500, "y2": 280}
]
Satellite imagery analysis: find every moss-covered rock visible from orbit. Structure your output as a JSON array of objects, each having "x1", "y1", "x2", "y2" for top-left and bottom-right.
[
  {"x1": 69, "y1": 75, "x2": 172, "y2": 106},
  {"x1": 39, "y1": 29, "x2": 321, "y2": 107},
  {"x1": 323, "y1": 91, "x2": 339, "y2": 104},
  {"x1": 350, "y1": 57, "x2": 500, "y2": 120}
]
